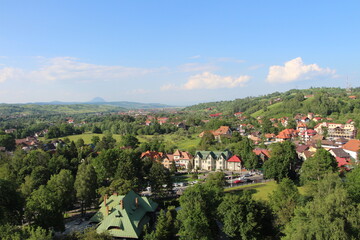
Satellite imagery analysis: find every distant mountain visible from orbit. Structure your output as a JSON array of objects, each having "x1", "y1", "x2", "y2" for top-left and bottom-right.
[
  {"x1": 89, "y1": 97, "x2": 106, "y2": 103},
  {"x1": 25, "y1": 100, "x2": 173, "y2": 109}
]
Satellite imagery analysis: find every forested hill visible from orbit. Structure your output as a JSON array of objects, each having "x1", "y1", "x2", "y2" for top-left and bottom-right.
[
  {"x1": 0, "y1": 104, "x2": 127, "y2": 115},
  {"x1": 0, "y1": 101, "x2": 173, "y2": 116},
  {"x1": 185, "y1": 87, "x2": 360, "y2": 121}
]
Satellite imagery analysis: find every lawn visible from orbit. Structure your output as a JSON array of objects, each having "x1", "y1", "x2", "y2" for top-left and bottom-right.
[
  {"x1": 44, "y1": 132, "x2": 201, "y2": 151},
  {"x1": 224, "y1": 181, "x2": 277, "y2": 201},
  {"x1": 42, "y1": 133, "x2": 123, "y2": 144}
]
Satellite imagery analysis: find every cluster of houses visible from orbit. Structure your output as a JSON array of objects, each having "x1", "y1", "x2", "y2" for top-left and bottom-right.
[{"x1": 141, "y1": 148, "x2": 271, "y2": 172}]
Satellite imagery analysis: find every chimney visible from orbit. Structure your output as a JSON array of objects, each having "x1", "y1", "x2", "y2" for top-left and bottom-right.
[
  {"x1": 106, "y1": 205, "x2": 109, "y2": 216},
  {"x1": 104, "y1": 194, "x2": 108, "y2": 206},
  {"x1": 135, "y1": 197, "x2": 139, "y2": 208},
  {"x1": 113, "y1": 192, "x2": 118, "y2": 196},
  {"x1": 120, "y1": 199, "x2": 124, "y2": 209}
]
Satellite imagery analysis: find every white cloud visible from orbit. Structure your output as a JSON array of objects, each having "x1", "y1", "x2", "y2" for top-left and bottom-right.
[
  {"x1": 161, "y1": 72, "x2": 250, "y2": 90},
  {"x1": 189, "y1": 55, "x2": 201, "y2": 59},
  {"x1": 178, "y1": 63, "x2": 218, "y2": 73},
  {"x1": 0, "y1": 67, "x2": 23, "y2": 83},
  {"x1": 0, "y1": 57, "x2": 157, "y2": 83},
  {"x1": 266, "y1": 57, "x2": 336, "y2": 83}
]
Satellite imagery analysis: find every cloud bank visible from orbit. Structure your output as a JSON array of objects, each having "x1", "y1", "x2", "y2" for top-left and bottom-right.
[
  {"x1": 266, "y1": 57, "x2": 335, "y2": 83},
  {"x1": 161, "y1": 72, "x2": 250, "y2": 90},
  {"x1": 0, "y1": 57, "x2": 156, "y2": 83}
]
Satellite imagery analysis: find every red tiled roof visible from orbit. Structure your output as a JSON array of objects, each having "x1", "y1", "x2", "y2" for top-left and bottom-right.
[
  {"x1": 209, "y1": 113, "x2": 222, "y2": 117},
  {"x1": 336, "y1": 157, "x2": 351, "y2": 167},
  {"x1": 227, "y1": 155, "x2": 242, "y2": 162}
]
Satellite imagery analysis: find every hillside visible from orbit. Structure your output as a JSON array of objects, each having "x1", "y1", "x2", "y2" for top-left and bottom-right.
[
  {"x1": 0, "y1": 104, "x2": 126, "y2": 116},
  {"x1": 185, "y1": 87, "x2": 360, "y2": 123}
]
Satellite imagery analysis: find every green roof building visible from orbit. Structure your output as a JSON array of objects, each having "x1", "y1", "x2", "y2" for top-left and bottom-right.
[{"x1": 90, "y1": 190, "x2": 158, "y2": 239}]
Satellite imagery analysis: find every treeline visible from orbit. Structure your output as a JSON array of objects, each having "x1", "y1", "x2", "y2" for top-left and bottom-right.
[{"x1": 0, "y1": 133, "x2": 176, "y2": 239}]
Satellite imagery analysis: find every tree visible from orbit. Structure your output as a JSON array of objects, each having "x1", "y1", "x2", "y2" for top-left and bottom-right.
[
  {"x1": 300, "y1": 148, "x2": 338, "y2": 184},
  {"x1": 25, "y1": 185, "x2": 64, "y2": 231},
  {"x1": 0, "y1": 133, "x2": 15, "y2": 151},
  {"x1": 0, "y1": 179, "x2": 23, "y2": 225},
  {"x1": 345, "y1": 166, "x2": 360, "y2": 203},
  {"x1": 75, "y1": 138, "x2": 85, "y2": 149},
  {"x1": 120, "y1": 134, "x2": 139, "y2": 149},
  {"x1": 144, "y1": 209, "x2": 175, "y2": 240},
  {"x1": 47, "y1": 169, "x2": 75, "y2": 212},
  {"x1": 283, "y1": 174, "x2": 360, "y2": 239},
  {"x1": 217, "y1": 192, "x2": 273, "y2": 240},
  {"x1": 177, "y1": 184, "x2": 215, "y2": 240},
  {"x1": 149, "y1": 162, "x2": 172, "y2": 196},
  {"x1": 198, "y1": 131, "x2": 215, "y2": 150},
  {"x1": 269, "y1": 178, "x2": 300, "y2": 228},
  {"x1": 92, "y1": 149, "x2": 122, "y2": 182},
  {"x1": 264, "y1": 141, "x2": 299, "y2": 182},
  {"x1": 91, "y1": 135, "x2": 100, "y2": 146},
  {"x1": 0, "y1": 225, "x2": 52, "y2": 240},
  {"x1": 170, "y1": 160, "x2": 177, "y2": 174},
  {"x1": 205, "y1": 172, "x2": 226, "y2": 189},
  {"x1": 74, "y1": 162, "x2": 97, "y2": 215}
]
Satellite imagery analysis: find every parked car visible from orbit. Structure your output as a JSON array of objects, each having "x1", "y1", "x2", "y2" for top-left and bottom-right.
[{"x1": 233, "y1": 180, "x2": 242, "y2": 184}]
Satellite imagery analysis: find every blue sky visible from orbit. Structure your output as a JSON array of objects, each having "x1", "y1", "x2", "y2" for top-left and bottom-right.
[{"x1": 0, "y1": 1, "x2": 359, "y2": 105}]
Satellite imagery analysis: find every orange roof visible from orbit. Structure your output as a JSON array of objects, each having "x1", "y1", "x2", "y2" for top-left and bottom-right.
[
  {"x1": 213, "y1": 126, "x2": 231, "y2": 136},
  {"x1": 276, "y1": 129, "x2": 298, "y2": 139},
  {"x1": 342, "y1": 139, "x2": 360, "y2": 152},
  {"x1": 141, "y1": 151, "x2": 164, "y2": 160},
  {"x1": 253, "y1": 149, "x2": 270, "y2": 158},
  {"x1": 265, "y1": 133, "x2": 276, "y2": 138}
]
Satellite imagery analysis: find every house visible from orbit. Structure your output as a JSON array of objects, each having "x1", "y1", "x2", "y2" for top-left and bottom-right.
[
  {"x1": 296, "y1": 145, "x2": 310, "y2": 160},
  {"x1": 297, "y1": 122, "x2": 307, "y2": 134},
  {"x1": 342, "y1": 139, "x2": 360, "y2": 162},
  {"x1": 264, "y1": 133, "x2": 276, "y2": 142},
  {"x1": 173, "y1": 150, "x2": 193, "y2": 170},
  {"x1": 161, "y1": 154, "x2": 175, "y2": 169},
  {"x1": 141, "y1": 151, "x2": 164, "y2": 162},
  {"x1": 314, "y1": 122, "x2": 357, "y2": 140},
  {"x1": 329, "y1": 148, "x2": 352, "y2": 170},
  {"x1": 299, "y1": 129, "x2": 317, "y2": 142},
  {"x1": 227, "y1": 155, "x2": 242, "y2": 171},
  {"x1": 199, "y1": 126, "x2": 232, "y2": 142},
  {"x1": 234, "y1": 112, "x2": 243, "y2": 117},
  {"x1": 276, "y1": 129, "x2": 298, "y2": 142},
  {"x1": 209, "y1": 113, "x2": 222, "y2": 118},
  {"x1": 90, "y1": 191, "x2": 158, "y2": 239},
  {"x1": 193, "y1": 150, "x2": 232, "y2": 171},
  {"x1": 349, "y1": 95, "x2": 357, "y2": 99},
  {"x1": 157, "y1": 117, "x2": 169, "y2": 125},
  {"x1": 253, "y1": 149, "x2": 270, "y2": 164},
  {"x1": 313, "y1": 117, "x2": 323, "y2": 122}
]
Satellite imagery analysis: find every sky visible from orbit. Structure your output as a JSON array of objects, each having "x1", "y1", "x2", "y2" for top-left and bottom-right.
[{"x1": 0, "y1": 1, "x2": 359, "y2": 106}]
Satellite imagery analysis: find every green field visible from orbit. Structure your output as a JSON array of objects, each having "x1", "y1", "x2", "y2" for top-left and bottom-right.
[
  {"x1": 137, "y1": 134, "x2": 201, "y2": 151},
  {"x1": 224, "y1": 180, "x2": 308, "y2": 201},
  {"x1": 225, "y1": 181, "x2": 277, "y2": 201},
  {"x1": 45, "y1": 132, "x2": 201, "y2": 151}
]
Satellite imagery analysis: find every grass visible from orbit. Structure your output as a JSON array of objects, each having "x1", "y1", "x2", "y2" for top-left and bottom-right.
[
  {"x1": 225, "y1": 180, "x2": 309, "y2": 201},
  {"x1": 43, "y1": 132, "x2": 201, "y2": 151},
  {"x1": 224, "y1": 181, "x2": 277, "y2": 201},
  {"x1": 137, "y1": 133, "x2": 201, "y2": 151}
]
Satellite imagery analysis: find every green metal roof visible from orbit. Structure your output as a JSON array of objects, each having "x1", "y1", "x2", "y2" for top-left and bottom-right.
[
  {"x1": 90, "y1": 190, "x2": 158, "y2": 239},
  {"x1": 194, "y1": 150, "x2": 232, "y2": 161}
]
